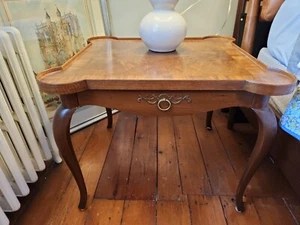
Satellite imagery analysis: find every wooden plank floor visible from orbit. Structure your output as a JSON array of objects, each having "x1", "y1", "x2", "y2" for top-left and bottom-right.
[{"x1": 7, "y1": 111, "x2": 300, "y2": 225}]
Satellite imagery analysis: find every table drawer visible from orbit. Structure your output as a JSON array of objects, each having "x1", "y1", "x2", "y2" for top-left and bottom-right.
[{"x1": 77, "y1": 90, "x2": 268, "y2": 116}]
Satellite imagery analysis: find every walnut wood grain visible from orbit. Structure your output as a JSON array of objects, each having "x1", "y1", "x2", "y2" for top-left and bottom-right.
[
  {"x1": 36, "y1": 37, "x2": 297, "y2": 212},
  {"x1": 76, "y1": 90, "x2": 269, "y2": 116},
  {"x1": 235, "y1": 106, "x2": 277, "y2": 212},
  {"x1": 53, "y1": 105, "x2": 87, "y2": 210},
  {"x1": 232, "y1": 0, "x2": 247, "y2": 44},
  {"x1": 105, "y1": 108, "x2": 113, "y2": 128},
  {"x1": 241, "y1": 0, "x2": 260, "y2": 53},
  {"x1": 37, "y1": 37, "x2": 296, "y2": 96},
  {"x1": 206, "y1": 111, "x2": 213, "y2": 130}
]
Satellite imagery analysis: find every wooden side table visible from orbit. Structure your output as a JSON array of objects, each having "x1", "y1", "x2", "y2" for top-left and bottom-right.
[{"x1": 37, "y1": 36, "x2": 297, "y2": 212}]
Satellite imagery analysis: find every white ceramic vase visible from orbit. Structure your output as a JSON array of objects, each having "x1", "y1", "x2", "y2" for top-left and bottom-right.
[{"x1": 139, "y1": 0, "x2": 187, "y2": 52}]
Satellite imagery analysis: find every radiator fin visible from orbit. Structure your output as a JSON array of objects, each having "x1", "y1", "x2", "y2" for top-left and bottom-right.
[{"x1": 0, "y1": 27, "x2": 62, "y2": 222}]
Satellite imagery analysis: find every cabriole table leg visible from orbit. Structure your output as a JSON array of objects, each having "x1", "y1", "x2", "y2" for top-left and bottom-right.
[
  {"x1": 206, "y1": 111, "x2": 213, "y2": 130},
  {"x1": 106, "y1": 108, "x2": 113, "y2": 128},
  {"x1": 235, "y1": 106, "x2": 277, "y2": 212},
  {"x1": 53, "y1": 105, "x2": 87, "y2": 210}
]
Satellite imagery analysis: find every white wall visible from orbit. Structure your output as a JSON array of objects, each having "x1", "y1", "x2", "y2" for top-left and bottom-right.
[{"x1": 108, "y1": 0, "x2": 238, "y2": 37}]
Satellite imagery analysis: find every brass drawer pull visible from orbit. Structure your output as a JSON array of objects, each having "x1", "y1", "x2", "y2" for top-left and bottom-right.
[
  {"x1": 157, "y1": 98, "x2": 172, "y2": 111},
  {"x1": 137, "y1": 93, "x2": 191, "y2": 112}
]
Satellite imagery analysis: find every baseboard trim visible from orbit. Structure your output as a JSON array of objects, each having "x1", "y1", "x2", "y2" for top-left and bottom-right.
[{"x1": 70, "y1": 109, "x2": 118, "y2": 134}]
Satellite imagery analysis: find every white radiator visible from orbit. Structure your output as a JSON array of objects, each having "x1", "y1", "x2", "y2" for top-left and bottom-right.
[{"x1": 0, "y1": 27, "x2": 62, "y2": 224}]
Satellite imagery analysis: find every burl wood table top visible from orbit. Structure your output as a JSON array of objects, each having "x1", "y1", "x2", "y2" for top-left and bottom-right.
[{"x1": 37, "y1": 36, "x2": 297, "y2": 96}]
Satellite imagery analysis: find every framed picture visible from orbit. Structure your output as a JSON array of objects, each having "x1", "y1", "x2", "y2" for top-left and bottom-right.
[{"x1": 0, "y1": 0, "x2": 105, "y2": 116}]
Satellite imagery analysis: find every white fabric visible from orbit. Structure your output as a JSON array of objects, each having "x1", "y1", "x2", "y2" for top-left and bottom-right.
[
  {"x1": 257, "y1": 48, "x2": 287, "y2": 70},
  {"x1": 257, "y1": 48, "x2": 296, "y2": 114},
  {"x1": 287, "y1": 32, "x2": 300, "y2": 79},
  {"x1": 267, "y1": 0, "x2": 300, "y2": 69}
]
